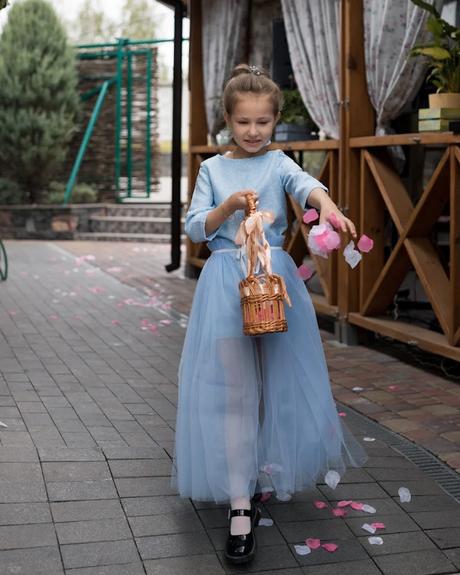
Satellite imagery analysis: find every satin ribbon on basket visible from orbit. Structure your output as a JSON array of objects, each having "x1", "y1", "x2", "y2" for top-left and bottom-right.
[{"x1": 234, "y1": 207, "x2": 291, "y2": 307}]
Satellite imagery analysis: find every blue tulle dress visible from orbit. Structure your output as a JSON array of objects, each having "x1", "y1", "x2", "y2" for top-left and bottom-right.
[{"x1": 172, "y1": 150, "x2": 366, "y2": 503}]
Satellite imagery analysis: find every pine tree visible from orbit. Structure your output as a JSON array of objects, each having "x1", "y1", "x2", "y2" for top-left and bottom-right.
[{"x1": 0, "y1": 0, "x2": 79, "y2": 202}]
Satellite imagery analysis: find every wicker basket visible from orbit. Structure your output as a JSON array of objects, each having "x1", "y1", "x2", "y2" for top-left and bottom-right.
[{"x1": 238, "y1": 195, "x2": 290, "y2": 336}]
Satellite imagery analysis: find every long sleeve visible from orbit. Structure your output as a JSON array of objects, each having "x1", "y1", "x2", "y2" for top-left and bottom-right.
[
  {"x1": 184, "y1": 164, "x2": 220, "y2": 243},
  {"x1": 279, "y1": 153, "x2": 328, "y2": 209}
]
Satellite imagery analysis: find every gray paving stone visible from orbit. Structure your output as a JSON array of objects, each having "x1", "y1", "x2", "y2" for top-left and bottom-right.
[
  {"x1": 0, "y1": 447, "x2": 38, "y2": 462},
  {"x1": 128, "y1": 512, "x2": 203, "y2": 537},
  {"x1": 0, "y1": 545, "x2": 63, "y2": 575},
  {"x1": 197, "y1": 507, "x2": 229, "y2": 529},
  {"x1": 380, "y1": 480, "x2": 444, "y2": 497},
  {"x1": 145, "y1": 554, "x2": 226, "y2": 575},
  {"x1": 426, "y1": 527, "x2": 460, "y2": 550},
  {"x1": 0, "y1": 480, "x2": 47, "y2": 503},
  {"x1": 318, "y1": 482, "x2": 389, "y2": 500},
  {"x1": 345, "y1": 513, "x2": 420, "y2": 535},
  {"x1": 37, "y1": 447, "x2": 104, "y2": 462},
  {"x1": 293, "y1": 539, "x2": 369, "y2": 566},
  {"x1": 122, "y1": 495, "x2": 194, "y2": 516},
  {"x1": 137, "y1": 532, "x2": 213, "y2": 560},
  {"x1": 359, "y1": 531, "x2": 437, "y2": 556},
  {"x1": 115, "y1": 476, "x2": 175, "y2": 497},
  {"x1": 301, "y1": 559, "x2": 383, "y2": 575},
  {"x1": 411, "y1": 510, "x2": 460, "y2": 529},
  {"x1": 49, "y1": 502, "x2": 117, "y2": 530},
  {"x1": 0, "y1": 502, "x2": 51, "y2": 525},
  {"x1": 374, "y1": 549, "x2": 457, "y2": 575},
  {"x1": 0, "y1": 523, "x2": 57, "y2": 550},
  {"x1": 220, "y1": 544, "x2": 298, "y2": 573},
  {"x1": 444, "y1": 548, "x2": 460, "y2": 569},
  {"x1": 396, "y1": 495, "x2": 457, "y2": 513},
  {"x1": 0, "y1": 462, "x2": 43, "y2": 481},
  {"x1": 366, "y1": 467, "x2": 428, "y2": 481},
  {"x1": 47, "y1": 480, "x2": 117, "y2": 502},
  {"x1": 55, "y1": 517, "x2": 131, "y2": 544},
  {"x1": 102, "y1": 446, "x2": 167, "y2": 460},
  {"x1": 109, "y1": 459, "x2": 171, "y2": 477},
  {"x1": 278, "y1": 518, "x2": 355, "y2": 542},
  {"x1": 66, "y1": 564, "x2": 145, "y2": 575},
  {"x1": 42, "y1": 461, "x2": 111, "y2": 482},
  {"x1": 61, "y1": 539, "x2": 139, "y2": 569}
]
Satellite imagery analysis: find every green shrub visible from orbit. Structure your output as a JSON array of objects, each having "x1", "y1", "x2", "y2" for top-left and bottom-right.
[
  {"x1": 0, "y1": 178, "x2": 26, "y2": 205},
  {"x1": 0, "y1": 0, "x2": 80, "y2": 203},
  {"x1": 42, "y1": 181, "x2": 99, "y2": 204}
]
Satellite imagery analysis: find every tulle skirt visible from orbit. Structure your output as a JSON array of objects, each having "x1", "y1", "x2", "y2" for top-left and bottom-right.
[{"x1": 172, "y1": 248, "x2": 366, "y2": 503}]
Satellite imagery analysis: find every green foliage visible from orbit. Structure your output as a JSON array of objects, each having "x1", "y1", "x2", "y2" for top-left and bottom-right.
[
  {"x1": 410, "y1": 0, "x2": 460, "y2": 93},
  {"x1": 42, "y1": 181, "x2": 98, "y2": 204},
  {"x1": 73, "y1": 0, "x2": 161, "y2": 43},
  {"x1": 280, "y1": 89, "x2": 316, "y2": 127},
  {"x1": 0, "y1": 177, "x2": 26, "y2": 205},
  {"x1": 0, "y1": 0, "x2": 80, "y2": 203}
]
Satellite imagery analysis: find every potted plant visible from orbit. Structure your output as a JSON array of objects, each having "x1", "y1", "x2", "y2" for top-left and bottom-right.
[
  {"x1": 275, "y1": 88, "x2": 318, "y2": 142},
  {"x1": 410, "y1": 0, "x2": 460, "y2": 108}
]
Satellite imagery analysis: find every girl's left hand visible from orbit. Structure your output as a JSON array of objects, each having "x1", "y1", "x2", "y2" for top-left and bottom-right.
[{"x1": 319, "y1": 203, "x2": 357, "y2": 239}]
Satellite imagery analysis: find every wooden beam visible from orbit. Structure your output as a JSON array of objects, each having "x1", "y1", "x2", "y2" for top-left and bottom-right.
[
  {"x1": 338, "y1": 0, "x2": 375, "y2": 318},
  {"x1": 451, "y1": 147, "x2": 460, "y2": 345},
  {"x1": 348, "y1": 313, "x2": 460, "y2": 362},
  {"x1": 350, "y1": 132, "x2": 460, "y2": 148}
]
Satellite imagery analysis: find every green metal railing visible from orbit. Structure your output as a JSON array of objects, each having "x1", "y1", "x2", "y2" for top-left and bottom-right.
[
  {"x1": 0, "y1": 239, "x2": 8, "y2": 281},
  {"x1": 65, "y1": 37, "x2": 188, "y2": 204}
]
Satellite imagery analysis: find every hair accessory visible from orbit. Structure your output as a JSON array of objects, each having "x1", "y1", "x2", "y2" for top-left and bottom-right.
[{"x1": 249, "y1": 65, "x2": 261, "y2": 76}]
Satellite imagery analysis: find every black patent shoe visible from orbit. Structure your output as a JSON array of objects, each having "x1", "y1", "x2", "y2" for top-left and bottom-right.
[{"x1": 224, "y1": 505, "x2": 261, "y2": 564}]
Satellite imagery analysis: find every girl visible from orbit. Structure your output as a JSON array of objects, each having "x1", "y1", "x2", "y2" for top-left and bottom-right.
[{"x1": 173, "y1": 64, "x2": 366, "y2": 564}]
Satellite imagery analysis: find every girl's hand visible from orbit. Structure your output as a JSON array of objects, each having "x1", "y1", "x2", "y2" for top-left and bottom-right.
[
  {"x1": 221, "y1": 189, "x2": 257, "y2": 218},
  {"x1": 319, "y1": 201, "x2": 357, "y2": 239}
]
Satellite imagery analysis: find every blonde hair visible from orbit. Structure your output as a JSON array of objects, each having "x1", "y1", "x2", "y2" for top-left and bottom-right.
[{"x1": 223, "y1": 64, "x2": 283, "y2": 117}]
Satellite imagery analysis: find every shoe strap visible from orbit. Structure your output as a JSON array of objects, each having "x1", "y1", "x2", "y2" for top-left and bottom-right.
[{"x1": 229, "y1": 508, "x2": 252, "y2": 518}]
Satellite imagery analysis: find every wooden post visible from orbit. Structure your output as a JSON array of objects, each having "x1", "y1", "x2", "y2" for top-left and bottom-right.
[
  {"x1": 186, "y1": 0, "x2": 208, "y2": 277},
  {"x1": 338, "y1": 0, "x2": 375, "y2": 339}
]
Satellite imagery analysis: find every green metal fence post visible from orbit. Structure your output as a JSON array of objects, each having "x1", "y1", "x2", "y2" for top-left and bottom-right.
[
  {"x1": 145, "y1": 49, "x2": 153, "y2": 198},
  {"x1": 64, "y1": 79, "x2": 113, "y2": 205},
  {"x1": 114, "y1": 38, "x2": 126, "y2": 200},
  {"x1": 126, "y1": 50, "x2": 133, "y2": 198}
]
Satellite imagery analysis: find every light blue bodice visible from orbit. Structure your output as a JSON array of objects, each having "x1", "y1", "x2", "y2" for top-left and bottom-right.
[{"x1": 185, "y1": 149, "x2": 328, "y2": 250}]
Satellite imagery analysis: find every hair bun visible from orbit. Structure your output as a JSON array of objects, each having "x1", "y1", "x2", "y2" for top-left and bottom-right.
[{"x1": 230, "y1": 64, "x2": 269, "y2": 79}]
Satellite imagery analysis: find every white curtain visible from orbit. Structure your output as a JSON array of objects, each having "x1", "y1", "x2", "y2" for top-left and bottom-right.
[
  {"x1": 201, "y1": 0, "x2": 249, "y2": 140},
  {"x1": 280, "y1": 0, "x2": 341, "y2": 139},
  {"x1": 364, "y1": 0, "x2": 444, "y2": 135}
]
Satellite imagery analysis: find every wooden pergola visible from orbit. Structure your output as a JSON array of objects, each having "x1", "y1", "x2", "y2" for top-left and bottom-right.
[{"x1": 186, "y1": 0, "x2": 460, "y2": 362}]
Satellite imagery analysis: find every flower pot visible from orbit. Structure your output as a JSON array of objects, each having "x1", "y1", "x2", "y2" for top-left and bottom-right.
[
  {"x1": 429, "y1": 93, "x2": 460, "y2": 109},
  {"x1": 274, "y1": 123, "x2": 318, "y2": 142}
]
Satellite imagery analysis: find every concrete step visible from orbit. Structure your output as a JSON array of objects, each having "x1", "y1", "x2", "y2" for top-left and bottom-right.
[
  {"x1": 75, "y1": 232, "x2": 186, "y2": 243},
  {"x1": 104, "y1": 203, "x2": 185, "y2": 218},
  {"x1": 89, "y1": 215, "x2": 184, "y2": 235}
]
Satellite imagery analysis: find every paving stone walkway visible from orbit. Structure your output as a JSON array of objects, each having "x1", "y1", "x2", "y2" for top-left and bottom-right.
[{"x1": 0, "y1": 239, "x2": 459, "y2": 575}]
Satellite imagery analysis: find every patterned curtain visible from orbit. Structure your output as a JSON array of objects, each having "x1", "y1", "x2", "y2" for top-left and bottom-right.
[
  {"x1": 201, "y1": 0, "x2": 249, "y2": 140},
  {"x1": 364, "y1": 0, "x2": 444, "y2": 135},
  {"x1": 280, "y1": 0, "x2": 341, "y2": 139}
]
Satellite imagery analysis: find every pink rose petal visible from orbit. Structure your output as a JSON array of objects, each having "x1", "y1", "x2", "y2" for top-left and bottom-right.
[
  {"x1": 260, "y1": 492, "x2": 272, "y2": 503},
  {"x1": 328, "y1": 212, "x2": 341, "y2": 230},
  {"x1": 306, "y1": 538, "x2": 321, "y2": 549},
  {"x1": 357, "y1": 234, "x2": 374, "y2": 253},
  {"x1": 338, "y1": 412, "x2": 346, "y2": 417},
  {"x1": 303, "y1": 209, "x2": 319, "y2": 224},
  {"x1": 371, "y1": 522, "x2": 386, "y2": 529},
  {"x1": 388, "y1": 385, "x2": 399, "y2": 391},
  {"x1": 332, "y1": 508, "x2": 347, "y2": 517},
  {"x1": 337, "y1": 500, "x2": 353, "y2": 508},
  {"x1": 297, "y1": 264, "x2": 314, "y2": 281},
  {"x1": 313, "y1": 500, "x2": 328, "y2": 509},
  {"x1": 322, "y1": 543, "x2": 338, "y2": 552},
  {"x1": 350, "y1": 501, "x2": 364, "y2": 510}
]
